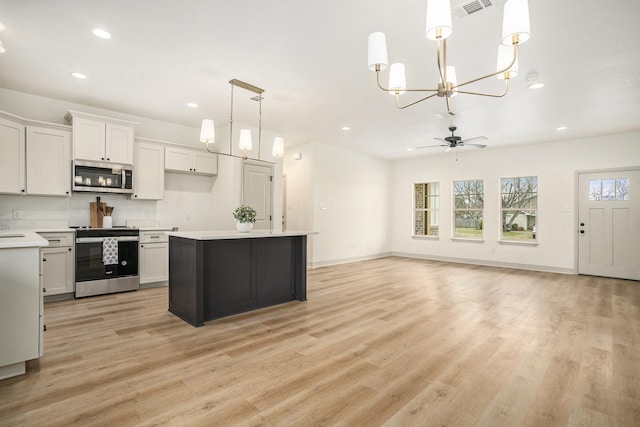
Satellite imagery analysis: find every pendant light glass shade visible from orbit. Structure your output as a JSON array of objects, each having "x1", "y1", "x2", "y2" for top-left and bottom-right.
[
  {"x1": 496, "y1": 45, "x2": 518, "y2": 79},
  {"x1": 388, "y1": 63, "x2": 407, "y2": 95},
  {"x1": 502, "y1": 0, "x2": 530, "y2": 45},
  {"x1": 426, "y1": 0, "x2": 453, "y2": 40},
  {"x1": 199, "y1": 119, "x2": 215, "y2": 144},
  {"x1": 238, "y1": 129, "x2": 253, "y2": 151},
  {"x1": 368, "y1": 32, "x2": 389, "y2": 71},
  {"x1": 272, "y1": 137, "x2": 284, "y2": 158}
]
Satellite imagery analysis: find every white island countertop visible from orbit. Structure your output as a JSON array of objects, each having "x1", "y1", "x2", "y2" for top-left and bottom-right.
[
  {"x1": 0, "y1": 230, "x2": 49, "y2": 249},
  {"x1": 167, "y1": 230, "x2": 317, "y2": 241}
]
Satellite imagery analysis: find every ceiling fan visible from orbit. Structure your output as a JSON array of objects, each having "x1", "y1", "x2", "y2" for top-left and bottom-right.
[{"x1": 412, "y1": 126, "x2": 488, "y2": 152}]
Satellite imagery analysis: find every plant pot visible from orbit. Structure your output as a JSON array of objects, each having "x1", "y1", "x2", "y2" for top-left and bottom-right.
[{"x1": 236, "y1": 222, "x2": 252, "y2": 233}]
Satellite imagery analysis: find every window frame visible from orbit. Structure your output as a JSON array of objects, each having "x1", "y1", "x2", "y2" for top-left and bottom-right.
[
  {"x1": 499, "y1": 175, "x2": 538, "y2": 244},
  {"x1": 452, "y1": 179, "x2": 484, "y2": 241},
  {"x1": 413, "y1": 182, "x2": 440, "y2": 239}
]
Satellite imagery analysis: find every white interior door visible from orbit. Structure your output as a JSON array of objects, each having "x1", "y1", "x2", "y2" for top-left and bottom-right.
[
  {"x1": 242, "y1": 162, "x2": 273, "y2": 230},
  {"x1": 578, "y1": 169, "x2": 640, "y2": 280}
]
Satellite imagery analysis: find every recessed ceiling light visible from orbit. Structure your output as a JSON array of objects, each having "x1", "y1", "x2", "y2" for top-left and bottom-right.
[
  {"x1": 71, "y1": 72, "x2": 87, "y2": 79},
  {"x1": 341, "y1": 126, "x2": 351, "y2": 131},
  {"x1": 92, "y1": 28, "x2": 112, "y2": 39},
  {"x1": 556, "y1": 126, "x2": 567, "y2": 131},
  {"x1": 407, "y1": 148, "x2": 415, "y2": 151},
  {"x1": 187, "y1": 103, "x2": 198, "y2": 108}
]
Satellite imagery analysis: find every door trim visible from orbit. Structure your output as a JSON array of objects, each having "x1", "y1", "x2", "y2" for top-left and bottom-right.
[
  {"x1": 574, "y1": 166, "x2": 640, "y2": 277},
  {"x1": 242, "y1": 160, "x2": 274, "y2": 231}
]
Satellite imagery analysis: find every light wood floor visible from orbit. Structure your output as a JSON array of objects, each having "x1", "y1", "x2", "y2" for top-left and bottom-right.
[{"x1": 1, "y1": 257, "x2": 639, "y2": 426}]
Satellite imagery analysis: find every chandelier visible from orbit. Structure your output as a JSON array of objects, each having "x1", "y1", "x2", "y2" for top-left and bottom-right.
[
  {"x1": 199, "y1": 79, "x2": 284, "y2": 164},
  {"x1": 367, "y1": 0, "x2": 531, "y2": 113}
]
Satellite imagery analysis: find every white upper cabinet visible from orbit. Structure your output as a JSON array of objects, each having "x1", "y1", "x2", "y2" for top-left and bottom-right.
[
  {"x1": 133, "y1": 141, "x2": 165, "y2": 200},
  {"x1": 26, "y1": 126, "x2": 72, "y2": 196},
  {"x1": 0, "y1": 116, "x2": 26, "y2": 195},
  {"x1": 165, "y1": 146, "x2": 217, "y2": 176},
  {"x1": 66, "y1": 110, "x2": 136, "y2": 164}
]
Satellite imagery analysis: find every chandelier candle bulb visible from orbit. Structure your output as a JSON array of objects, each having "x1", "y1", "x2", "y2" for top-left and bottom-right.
[
  {"x1": 502, "y1": 0, "x2": 530, "y2": 45},
  {"x1": 496, "y1": 44, "x2": 519, "y2": 79},
  {"x1": 238, "y1": 129, "x2": 253, "y2": 152},
  {"x1": 426, "y1": 0, "x2": 453, "y2": 40},
  {"x1": 367, "y1": 32, "x2": 389, "y2": 71},
  {"x1": 200, "y1": 119, "x2": 215, "y2": 144},
  {"x1": 388, "y1": 63, "x2": 407, "y2": 95}
]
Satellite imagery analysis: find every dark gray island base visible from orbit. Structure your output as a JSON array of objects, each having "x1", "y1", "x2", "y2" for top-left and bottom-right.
[{"x1": 168, "y1": 232, "x2": 309, "y2": 327}]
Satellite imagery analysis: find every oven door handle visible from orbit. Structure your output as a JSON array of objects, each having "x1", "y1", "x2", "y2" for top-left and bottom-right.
[{"x1": 76, "y1": 236, "x2": 139, "y2": 243}]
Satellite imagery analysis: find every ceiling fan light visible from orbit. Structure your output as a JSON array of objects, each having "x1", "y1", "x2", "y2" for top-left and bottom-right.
[
  {"x1": 272, "y1": 137, "x2": 284, "y2": 158},
  {"x1": 200, "y1": 119, "x2": 215, "y2": 144},
  {"x1": 502, "y1": 0, "x2": 530, "y2": 45},
  {"x1": 426, "y1": 0, "x2": 453, "y2": 40},
  {"x1": 388, "y1": 63, "x2": 407, "y2": 95},
  {"x1": 238, "y1": 129, "x2": 253, "y2": 151},
  {"x1": 367, "y1": 32, "x2": 389, "y2": 71},
  {"x1": 496, "y1": 44, "x2": 518, "y2": 79}
]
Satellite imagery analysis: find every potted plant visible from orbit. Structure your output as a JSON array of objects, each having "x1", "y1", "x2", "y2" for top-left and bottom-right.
[{"x1": 233, "y1": 205, "x2": 257, "y2": 233}]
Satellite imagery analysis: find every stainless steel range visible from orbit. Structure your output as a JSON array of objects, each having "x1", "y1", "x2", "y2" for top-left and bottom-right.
[{"x1": 74, "y1": 227, "x2": 139, "y2": 298}]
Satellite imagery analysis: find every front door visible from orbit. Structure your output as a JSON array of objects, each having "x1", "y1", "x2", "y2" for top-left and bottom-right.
[
  {"x1": 578, "y1": 169, "x2": 640, "y2": 280},
  {"x1": 242, "y1": 162, "x2": 273, "y2": 230}
]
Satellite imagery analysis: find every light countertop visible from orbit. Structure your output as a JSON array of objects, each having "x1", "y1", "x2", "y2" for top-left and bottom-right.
[
  {"x1": 0, "y1": 230, "x2": 50, "y2": 249},
  {"x1": 168, "y1": 230, "x2": 316, "y2": 241}
]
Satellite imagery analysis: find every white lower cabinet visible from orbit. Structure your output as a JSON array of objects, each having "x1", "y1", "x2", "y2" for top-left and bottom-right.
[
  {"x1": 38, "y1": 232, "x2": 75, "y2": 298},
  {"x1": 139, "y1": 231, "x2": 168, "y2": 285}
]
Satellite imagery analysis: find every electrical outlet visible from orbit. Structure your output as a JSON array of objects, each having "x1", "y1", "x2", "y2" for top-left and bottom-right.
[{"x1": 12, "y1": 209, "x2": 23, "y2": 220}]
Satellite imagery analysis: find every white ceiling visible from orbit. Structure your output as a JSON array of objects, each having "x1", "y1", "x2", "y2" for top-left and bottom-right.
[{"x1": 0, "y1": 0, "x2": 639, "y2": 159}]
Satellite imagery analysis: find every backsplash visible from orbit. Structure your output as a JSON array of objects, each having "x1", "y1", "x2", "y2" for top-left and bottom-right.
[{"x1": 0, "y1": 193, "x2": 155, "y2": 229}]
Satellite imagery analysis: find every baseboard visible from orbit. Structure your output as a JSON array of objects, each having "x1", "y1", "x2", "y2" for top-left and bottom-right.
[
  {"x1": 392, "y1": 251, "x2": 575, "y2": 275},
  {"x1": 310, "y1": 252, "x2": 392, "y2": 268}
]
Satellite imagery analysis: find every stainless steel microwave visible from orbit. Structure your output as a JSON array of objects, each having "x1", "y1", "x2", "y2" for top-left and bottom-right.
[{"x1": 72, "y1": 160, "x2": 133, "y2": 194}]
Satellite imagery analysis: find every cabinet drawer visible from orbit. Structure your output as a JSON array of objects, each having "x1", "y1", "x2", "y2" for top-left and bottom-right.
[
  {"x1": 140, "y1": 231, "x2": 168, "y2": 243},
  {"x1": 38, "y1": 232, "x2": 74, "y2": 247}
]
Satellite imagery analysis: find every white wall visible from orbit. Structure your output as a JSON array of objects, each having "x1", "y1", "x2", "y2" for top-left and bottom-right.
[
  {"x1": 285, "y1": 142, "x2": 392, "y2": 267},
  {"x1": 0, "y1": 89, "x2": 283, "y2": 232},
  {"x1": 391, "y1": 131, "x2": 640, "y2": 273}
]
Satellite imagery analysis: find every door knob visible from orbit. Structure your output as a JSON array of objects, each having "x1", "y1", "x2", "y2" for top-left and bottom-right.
[
  {"x1": 580, "y1": 230, "x2": 585, "y2": 234},
  {"x1": 580, "y1": 222, "x2": 585, "y2": 226}
]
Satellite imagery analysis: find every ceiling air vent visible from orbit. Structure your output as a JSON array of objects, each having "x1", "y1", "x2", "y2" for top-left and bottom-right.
[{"x1": 452, "y1": 0, "x2": 493, "y2": 18}]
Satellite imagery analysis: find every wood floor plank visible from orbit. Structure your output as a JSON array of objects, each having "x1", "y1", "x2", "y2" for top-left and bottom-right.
[{"x1": 1, "y1": 256, "x2": 639, "y2": 426}]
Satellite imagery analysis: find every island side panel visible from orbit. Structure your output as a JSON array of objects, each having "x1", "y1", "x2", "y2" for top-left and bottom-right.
[
  {"x1": 168, "y1": 237, "x2": 204, "y2": 327},
  {"x1": 253, "y1": 236, "x2": 295, "y2": 305},
  {"x1": 202, "y1": 239, "x2": 253, "y2": 320}
]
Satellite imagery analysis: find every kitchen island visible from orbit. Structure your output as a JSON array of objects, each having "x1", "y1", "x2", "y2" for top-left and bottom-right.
[{"x1": 167, "y1": 230, "x2": 314, "y2": 327}]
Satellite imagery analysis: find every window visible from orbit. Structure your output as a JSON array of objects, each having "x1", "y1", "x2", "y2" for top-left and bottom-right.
[
  {"x1": 453, "y1": 179, "x2": 483, "y2": 239},
  {"x1": 501, "y1": 176, "x2": 537, "y2": 242},
  {"x1": 589, "y1": 178, "x2": 629, "y2": 201},
  {"x1": 414, "y1": 182, "x2": 440, "y2": 236}
]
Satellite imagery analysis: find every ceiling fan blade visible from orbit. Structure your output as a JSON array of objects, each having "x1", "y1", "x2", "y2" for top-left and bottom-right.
[
  {"x1": 460, "y1": 136, "x2": 487, "y2": 144},
  {"x1": 412, "y1": 144, "x2": 448, "y2": 150},
  {"x1": 462, "y1": 143, "x2": 487, "y2": 149},
  {"x1": 433, "y1": 137, "x2": 447, "y2": 142}
]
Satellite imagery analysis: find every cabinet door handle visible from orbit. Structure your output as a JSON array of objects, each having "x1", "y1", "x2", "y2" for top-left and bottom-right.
[
  {"x1": 43, "y1": 287, "x2": 46, "y2": 292},
  {"x1": 68, "y1": 248, "x2": 72, "y2": 252},
  {"x1": 43, "y1": 258, "x2": 47, "y2": 262},
  {"x1": 101, "y1": 157, "x2": 105, "y2": 160}
]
